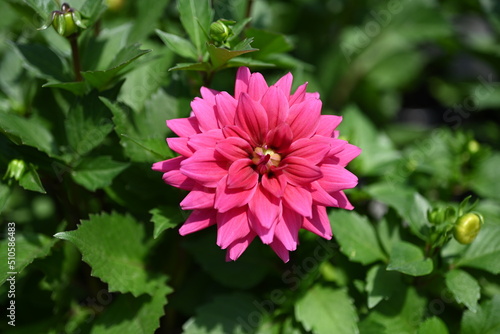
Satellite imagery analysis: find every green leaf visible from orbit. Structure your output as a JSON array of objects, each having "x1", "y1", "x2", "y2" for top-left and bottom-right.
[
  {"x1": 0, "y1": 112, "x2": 58, "y2": 157},
  {"x1": 360, "y1": 286, "x2": 426, "y2": 334},
  {"x1": 337, "y1": 105, "x2": 400, "y2": 176},
  {"x1": 226, "y1": 57, "x2": 276, "y2": 69},
  {"x1": 177, "y1": 0, "x2": 213, "y2": 57},
  {"x1": 455, "y1": 218, "x2": 500, "y2": 275},
  {"x1": 387, "y1": 241, "x2": 433, "y2": 276},
  {"x1": 183, "y1": 293, "x2": 261, "y2": 334},
  {"x1": 184, "y1": 232, "x2": 270, "y2": 289},
  {"x1": 71, "y1": 156, "x2": 129, "y2": 191},
  {"x1": 42, "y1": 80, "x2": 89, "y2": 95},
  {"x1": 366, "y1": 183, "x2": 431, "y2": 240},
  {"x1": 101, "y1": 96, "x2": 174, "y2": 163},
  {"x1": 417, "y1": 317, "x2": 449, "y2": 334},
  {"x1": 149, "y1": 206, "x2": 184, "y2": 239},
  {"x1": 470, "y1": 153, "x2": 500, "y2": 202},
  {"x1": 12, "y1": 43, "x2": 69, "y2": 81},
  {"x1": 127, "y1": 0, "x2": 171, "y2": 44},
  {"x1": 79, "y1": 0, "x2": 108, "y2": 27},
  {"x1": 445, "y1": 269, "x2": 480, "y2": 313},
  {"x1": 207, "y1": 43, "x2": 257, "y2": 69},
  {"x1": 156, "y1": 29, "x2": 198, "y2": 60},
  {"x1": 89, "y1": 287, "x2": 171, "y2": 334},
  {"x1": 366, "y1": 264, "x2": 403, "y2": 309},
  {"x1": 81, "y1": 45, "x2": 151, "y2": 90},
  {"x1": 54, "y1": 212, "x2": 164, "y2": 296},
  {"x1": 461, "y1": 295, "x2": 500, "y2": 334},
  {"x1": 169, "y1": 62, "x2": 211, "y2": 71},
  {"x1": 329, "y1": 210, "x2": 387, "y2": 265},
  {"x1": 0, "y1": 231, "x2": 56, "y2": 285},
  {"x1": 245, "y1": 28, "x2": 293, "y2": 58},
  {"x1": 295, "y1": 286, "x2": 358, "y2": 334},
  {"x1": 18, "y1": 164, "x2": 46, "y2": 193},
  {"x1": 0, "y1": 182, "x2": 9, "y2": 214}
]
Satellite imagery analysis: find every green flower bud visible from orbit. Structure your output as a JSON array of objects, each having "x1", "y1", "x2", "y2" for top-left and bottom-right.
[
  {"x1": 453, "y1": 212, "x2": 484, "y2": 244},
  {"x1": 209, "y1": 20, "x2": 235, "y2": 45},
  {"x1": 38, "y1": 3, "x2": 87, "y2": 38},
  {"x1": 3, "y1": 159, "x2": 27, "y2": 181}
]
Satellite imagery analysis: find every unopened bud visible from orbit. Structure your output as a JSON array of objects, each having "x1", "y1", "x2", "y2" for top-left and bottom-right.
[
  {"x1": 453, "y1": 212, "x2": 484, "y2": 244},
  {"x1": 209, "y1": 20, "x2": 234, "y2": 45},
  {"x1": 39, "y1": 3, "x2": 87, "y2": 38},
  {"x1": 4, "y1": 159, "x2": 27, "y2": 181}
]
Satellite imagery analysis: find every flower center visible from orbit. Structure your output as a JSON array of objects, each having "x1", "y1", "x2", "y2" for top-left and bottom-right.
[{"x1": 252, "y1": 146, "x2": 281, "y2": 174}]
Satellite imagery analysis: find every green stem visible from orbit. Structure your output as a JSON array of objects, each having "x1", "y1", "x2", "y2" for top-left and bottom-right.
[{"x1": 68, "y1": 34, "x2": 82, "y2": 81}]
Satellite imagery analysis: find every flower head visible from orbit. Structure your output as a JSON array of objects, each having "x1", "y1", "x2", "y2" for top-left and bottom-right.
[{"x1": 153, "y1": 67, "x2": 361, "y2": 262}]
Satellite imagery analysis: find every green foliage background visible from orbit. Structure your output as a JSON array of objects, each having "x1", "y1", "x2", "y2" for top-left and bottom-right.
[{"x1": 1, "y1": 0, "x2": 500, "y2": 333}]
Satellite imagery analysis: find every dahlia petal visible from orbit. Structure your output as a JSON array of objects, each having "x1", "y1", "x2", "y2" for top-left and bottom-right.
[
  {"x1": 222, "y1": 125, "x2": 253, "y2": 143},
  {"x1": 274, "y1": 208, "x2": 302, "y2": 251},
  {"x1": 261, "y1": 173, "x2": 286, "y2": 198},
  {"x1": 306, "y1": 92, "x2": 320, "y2": 100},
  {"x1": 227, "y1": 159, "x2": 258, "y2": 189},
  {"x1": 215, "y1": 175, "x2": 257, "y2": 212},
  {"x1": 266, "y1": 123, "x2": 293, "y2": 151},
  {"x1": 235, "y1": 93, "x2": 268, "y2": 145},
  {"x1": 302, "y1": 205, "x2": 332, "y2": 239},
  {"x1": 215, "y1": 137, "x2": 253, "y2": 161},
  {"x1": 248, "y1": 184, "x2": 281, "y2": 229},
  {"x1": 261, "y1": 85, "x2": 289, "y2": 129},
  {"x1": 286, "y1": 137, "x2": 331, "y2": 165},
  {"x1": 287, "y1": 98, "x2": 322, "y2": 139},
  {"x1": 187, "y1": 129, "x2": 224, "y2": 151},
  {"x1": 249, "y1": 213, "x2": 278, "y2": 245},
  {"x1": 318, "y1": 164, "x2": 358, "y2": 193},
  {"x1": 191, "y1": 97, "x2": 218, "y2": 132},
  {"x1": 282, "y1": 156, "x2": 323, "y2": 186},
  {"x1": 225, "y1": 231, "x2": 256, "y2": 261},
  {"x1": 315, "y1": 115, "x2": 343, "y2": 137},
  {"x1": 330, "y1": 191, "x2": 354, "y2": 210},
  {"x1": 283, "y1": 184, "x2": 313, "y2": 218},
  {"x1": 289, "y1": 82, "x2": 308, "y2": 105},
  {"x1": 333, "y1": 144, "x2": 362, "y2": 167},
  {"x1": 200, "y1": 86, "x2": 219, "y2": 105},
  {"x1": 248, "y1": 72, "x2": 268, "y2": 101},
  {"x1": 310, "y1": 181, "x2": 339, "y2": 207},
  {"x1": 180, "y1": 187, "x2": 215, "y2": 210},
  {"x1": 166, "y1": 117, "x2": 200, "y2": 137},
  {"x1": 162, "y1": 170, "x2": 197, "y2": 190},
  {"x1": 180, "y1": 149, "x2": 228, "y2": 187},
  {"x1": 216, "y1": 206, "x2": 251, "y2": 249},
  {"x1": 179, "y1": 209, "x2": 217, "y2": 236},
  {"x1": 274, "y1": 72, "x2": 293, "y2": 97},
  {"x1": 215, "y1": 92, "x2": 238, "y2": 127},
  {"x1": 152, "y1": 156, "x2": 184, "y2": 172},
  {"x1": 269, "y1": 238, "x2": 290, "y2": 262},
  {"x1": 234, "y1": 66, "x2": 251, "y2": 99},
  {"x1": 167, "y1": 137, "x2": 192, "y2": 157}
]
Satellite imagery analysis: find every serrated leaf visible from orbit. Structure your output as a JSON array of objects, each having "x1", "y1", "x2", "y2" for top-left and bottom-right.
[
  {"x1": 461, "y1": 295, "x2": 500, "y2": 334},
  {"x1": 0, "y1": 112, "x2": 58, "y2": 157},
  {"x1": 81, "y1": 45, "x2": 151, "y2": 90},
  {"x1": 177, "y1": 0, "x2": 213, "y2": 57},
  {"x1": 149, "y1": 206, "x2": 184, "y2": 239},
  {"x1": 207, "y1": 43, "x2": 257, "y2": 69},
  {"x1": 169, "y1": 62, "x2": 211, "y2": 71},
  {"x1": 366, "y1": 264, "x2": 403, "y2": 309},
  {"x1": 329, "y1": 210, "x2": 386, "y2": 265},
  {"x1": 54, "y1": 212, "x2": 163, "y2": 296},
  {"x1": 295, "y1": 286, "x2": 359, "y2": 334},
  {"x1": 366, "y1": 183, "x2": 431, "y2": 240},
  {"x1": 0, "y1": 231, "x2": 56, "y2": 285},
  {"x1": 89, "y1": 285, "x2": 171, "y2": 334},
  {"x1": 183, "y1": 293, "x2": 261, "y2": 334},
  {"x1": 18, "y1": 164, "x2": 46, "y2": 193},
  {"x1": 445, "y1": 269, "x2": 480, "y2": 313},
  {"x1": 387, "y1": 241, "x2": 433, "y2": 276},
  {"x1": 417, "y1": 317, "x2": 449, "y2": 334},
  {"x1": 156, "y1": 29, "x2": 198, "y2": 60},
  {"x1": 71, "y1": 156, "x2": 129, "y2": 191}
]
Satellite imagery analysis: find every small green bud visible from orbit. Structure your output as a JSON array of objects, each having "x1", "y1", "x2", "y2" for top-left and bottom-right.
[
  {"x1": 4, "y1": 159, "x2": 27, "y2": 181},
  {"x1": 209, "y1": 20, "x2": 235, "y2": 45},
  {"x1": 467, "y1": 140, "x2": 480, "y2": 154},
  {"x1": 453, "y1": 212, "x2": 484, "y2": 244},
  {"x1": 39, "y1": 3, "x2": 87, "y2": 38}
]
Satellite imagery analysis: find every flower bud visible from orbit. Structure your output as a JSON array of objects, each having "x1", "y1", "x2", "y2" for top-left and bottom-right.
[
  {"x1": 453, "y1": 212, "x2": 484, "y2": 244},
  {"x1": 39, "y1": 3, "x2": 87, "y2": 38},
  {"x1": 3, "y1": 159, "x2": 27, "y2": 181},
  {"x1": 209, "y1": 20, "x2": 234, "y2": 45}
]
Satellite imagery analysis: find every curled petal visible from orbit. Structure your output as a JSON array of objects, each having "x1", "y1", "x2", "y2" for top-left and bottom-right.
[
  {"x1": 215, "y1": 92, "x2": 238, "y2": 127},
  {"x1": 180, "y1": 149, "x2": 228, "y2": 187},
  {"x1": 286, "y1": 137, "x2": 331, "y2": 165},
  {"x1": 152, "y1": 156, "x2": 184, "y2": 173},
  {"x1": 167, "y1": 117, "x2": 200, "y2": 137},
  {"x1": 261, "y1": 173, "x2": 286, "y2": 198},
  {"x1": 217, "y1": 206, "x2": 251, "y2": 249},
  {"x1": 187, "y1": 129, "x2": 224, "y2": 151},
  {"x1": 318, "y1": 164, "x2": 358, "y2": 193},
  {"x1": 162, "y1": 170, "x2": 197, "y2": 190},
  {"x1": 200, "y1": 86, "x2": 219, "y2": 105},
  {"x1": 282, "y1": 156, "x2": 323, "y2": 186},
  {"x1": 179, "y1": 209, "x2": 217, "y2": 235},
  {"x1": 234, "y1": 66, "x2": 251, "y2": 99},
  {"x1": 261, "y1": 85, "x2": 289, "y2": 129},
  {"x1": 315, "y1": 115, "x2": 342, "y2": 137},
  {"x1": 269, "y1": 238, "x2": 290, "y2": 262},
  {"x1": 283, "y1": 184, "x2": 313, "y2": 218},
  {"x1": 302, "y1": 205, "x2": 332, "y2": 239},
  {"x1": 249, "y1": 185, "x2": 281, "y2": 244},
  {"x1": 327, "y1": 144, "x2": 362, "y2": 167},
  {"x1": 227, "y1": 159, "x2": 258, "y2": 189},
  {"x1": 266, "y1": 123, "x2": 293, "y2": 151},
  {"x1": 215, "y1": 137, "x2": 253, "y2": 162},
  {"x1": 330, "y1": 190, "x2": 354, "y2": 210},
  {"x1": 235, "y1": 93, "x2": 268, "y2": 145},
  {"x1": 274, "y1": 208, "x2": 302, "y2": 251},
  {"x1": 167, "y1": 137, "x2": 192, "y2": 157},
  {"x1": 180, "y1": 187, "x2": 215, "y2": 210},
  {"x1": 287, "y1": 98, "x2": 322, "y2": 139},
  {"x1": 222, "y1": 125, "x2": 253, "y2": 143},
  {"x1": 215, "y1": 175, "x2": 257, "y2": 212},
  {"x1": 191, "y1": 97, "x2": 218, "y2": 132},
  {"x1": 225, "y1": 231, "x2": 256, "y2": 261}
]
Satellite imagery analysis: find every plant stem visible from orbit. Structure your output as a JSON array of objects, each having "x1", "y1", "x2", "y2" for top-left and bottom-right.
[{"x1": 69, "y1": 34, "x2": 82, "y2": 81}]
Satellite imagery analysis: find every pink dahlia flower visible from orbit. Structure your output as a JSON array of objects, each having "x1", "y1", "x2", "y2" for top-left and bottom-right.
[{"x1": 152, "y1": 67, "x2": 360, "y2": 262}]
